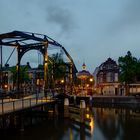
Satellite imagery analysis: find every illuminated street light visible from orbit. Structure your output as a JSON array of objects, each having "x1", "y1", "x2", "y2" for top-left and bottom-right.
[
  {"x1": 4, "y1": 84, "x2": 8, "y2": 89},
  {"x1": 89, "y1": 78, "x2": 93, "y2": 82},
  {"x1": 61, "y1": 79, "x2": 64, "y2": 84}
]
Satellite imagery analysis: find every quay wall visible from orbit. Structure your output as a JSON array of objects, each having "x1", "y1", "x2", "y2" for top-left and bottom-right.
[{"x1": 70, "y1": 95, "x2": 140, "y2": 107}]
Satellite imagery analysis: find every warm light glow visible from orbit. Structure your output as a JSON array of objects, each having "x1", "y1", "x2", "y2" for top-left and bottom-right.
[
  {"x1": 90, "y1": 78, "x2": 93, "y2": 82},
  {"x1": 4, "y1": 84, "x2": 8, "y2": 88},
  {"x1": 86, "y1": 84, "x2": 89, "y2": 87},
  {"x1": 44, "y1": 63, "x2": 47, "y2": 66},
  {"x1": 37, "y1": 79, "x2": 40, "y2": 85},
  {"x1": 61, "y1": 80, "x2": 64, "y2": 83},
  {"x1": 89, "y1": 117, "x2": 94, "y2": 135},
  {"x1": 29, "y1": 73, "x2": 32, "y2": 79},
  {"x1": 86, "y1": 107, "x2": 89, "y2": 111},
  {"x1": 45, "y1": 56, "x2": 48, "y2": 61},
  {"x1": 16, "y1": 65, "x2": 19, "y2": 71},
  {"x1": 86, "y1": 114, "x2": 90, "y2": 119},
  {"x1": 70, "y1": 128, "x2": 73, "y2": 140}
]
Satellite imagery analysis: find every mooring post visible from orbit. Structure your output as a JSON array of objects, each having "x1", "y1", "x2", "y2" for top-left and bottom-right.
[
  {"x1": 54, "y1": 104, "x2": 58, "y2": 116},
  {"x1": 64, "y1": 98, "x2": 69, "y2": 118},
  {"x1": 89, "y1": 95, "x2": 92, "y2": 107},
  {"x1": 2, "y1": 98, "x2": 4, "y2": 114},
  {"x1": 74, "y1": 95, "x2": 76, "y2": 105},
  {"x1": 20, "y1": 114, "x2": 24, "y2": 132},
  {"x1": 80, "y1": 100, "x2": 86, "y2": 123}
]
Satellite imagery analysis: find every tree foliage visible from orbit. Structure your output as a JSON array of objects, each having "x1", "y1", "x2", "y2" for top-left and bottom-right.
[
  {"x1": 118, "y1": 51, "x2": 140, "y2": 95},
  {"x1": 118, "y1": 51, "x2": 138, "y2": 83},
  {"x1": 50, "y1": 53, "x2": 67, "y2": 80},
  {"x1": 38, "y1": 53, "x2": 67, "y2": 86},
  {"x1": 10, "y1": 66, "x2": 29, "y2": 84}
]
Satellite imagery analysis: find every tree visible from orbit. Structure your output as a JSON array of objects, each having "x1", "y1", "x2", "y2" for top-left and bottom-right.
[
  {"x1": 38, "y1": 53, "x2": 67, "y2": 89},
  {"x1": 10, "y1": 66, "x2": 29, "y2": 89},
  {"x1": 51, "y1": 53, "x2": 67, "y2": 79},
  {"x1": 118, "y1": 51, "x2": 138, "y2": 95}
]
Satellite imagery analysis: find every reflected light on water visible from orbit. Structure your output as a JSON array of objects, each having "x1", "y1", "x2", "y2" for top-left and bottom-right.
[
  {"x1": 89, "y1": 117, "x2": 94, "y2": 135},
  {"x1": 69, "y1": 128, "x2": 73, "y2": 140},
  {"x1": 86, "y1": 114, "x2": 90, "y2": 119}
]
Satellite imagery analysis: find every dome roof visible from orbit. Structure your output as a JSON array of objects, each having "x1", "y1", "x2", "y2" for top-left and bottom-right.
[
  {"x1": 77, "y1": 70, "x2": 91, "y2": 79},
  {"x1": 77, "y1": 62, "x2": 91, "y2": 79}
]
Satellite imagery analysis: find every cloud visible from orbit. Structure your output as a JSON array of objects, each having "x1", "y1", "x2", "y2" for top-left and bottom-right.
[
  {"x1": 108, "y1": 0, "x2": 140, "y2": 34},
  {"x1": 46, "y1": 4, "x2": 76, "y2": 36}
]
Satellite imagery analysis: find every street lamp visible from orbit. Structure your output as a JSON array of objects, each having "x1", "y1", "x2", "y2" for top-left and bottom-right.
[
  {"x1": 61, "y1": 79, "x2": 64, "y2": 84},
  {"x1": 89, "y1": 78, "x2": 94, "y2": 95},
  {"x1": 89, "y1": 78, "x2": 93, "y2": 82},
  {"x1": 60, "y1": 79, "x2": 65, "y2": 94}
]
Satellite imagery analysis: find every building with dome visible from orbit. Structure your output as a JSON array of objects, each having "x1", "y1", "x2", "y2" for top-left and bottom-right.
[{"x1": 76, "y1": 63, "x2": 94, "y2": 96}]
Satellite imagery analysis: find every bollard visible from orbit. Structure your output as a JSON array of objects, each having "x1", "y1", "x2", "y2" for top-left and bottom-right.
[
  {"x1": 74, "y1": 95, "x2": 76, "y2": 105},
  {"x1": 80, "y1": 100, "x2": 86, "y2": 109},
  {"x1": 89, "y1": 95, "x2": 92, "y2": 106},
  {"x1": 64, "y1": 98, "x2": 69, "y2": 118},
  {"x1": 54, "y1": 104, "x2": 58, "y2": 116},
  {"x1": 80, "y1": 100, "x2": 86, "y2": 123},
  {"x1": 112, "y1": 99, "x2": 114, "y2": 103}
]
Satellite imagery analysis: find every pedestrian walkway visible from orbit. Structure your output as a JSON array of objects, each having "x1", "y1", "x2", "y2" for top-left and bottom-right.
[{"x1": 0, "y1": 93, "x2": 55, "y2": 116}]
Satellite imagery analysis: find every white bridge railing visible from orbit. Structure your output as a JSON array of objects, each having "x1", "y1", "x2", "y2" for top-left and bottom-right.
[{"x1": 0, "y1": 94, "x2": 54, "y2": 115}]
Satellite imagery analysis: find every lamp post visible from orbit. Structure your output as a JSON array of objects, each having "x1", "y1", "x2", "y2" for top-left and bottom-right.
[
  {"x1": 61, "y1": 79, "x2": 65, "y2": 94},
  {"x1": 89, "y1": 78, "x2": 94, "y2": 95}
]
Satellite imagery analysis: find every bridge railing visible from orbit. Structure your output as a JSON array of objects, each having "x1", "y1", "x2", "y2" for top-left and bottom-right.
[{"x1": 0, "y1": 95, "x2": 54, "y2": 115}]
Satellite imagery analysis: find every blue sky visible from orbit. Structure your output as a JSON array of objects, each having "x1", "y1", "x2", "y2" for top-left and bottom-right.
[{"x1": 0, "y1": 0, "x2": 140, "y2": 72}]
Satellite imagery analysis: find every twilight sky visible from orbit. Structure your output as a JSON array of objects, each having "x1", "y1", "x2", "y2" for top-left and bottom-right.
[{"x1": 0, "y1": 0, "x2": 140, "y2": 72}]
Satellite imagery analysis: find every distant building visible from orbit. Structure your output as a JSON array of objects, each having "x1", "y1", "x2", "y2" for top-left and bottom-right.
[
  {"x1": 77, "y1": 63, "x2": 93, "y2": 95},
  {"x1": 93, "y1": 66, "x2": 99, "y2": 92},
  {"x1": 0, "y1": 61, "x2": 77, "y2": 95},
  {"x1": 95, "y1": 58, "x2": 120, "y2": 95}
]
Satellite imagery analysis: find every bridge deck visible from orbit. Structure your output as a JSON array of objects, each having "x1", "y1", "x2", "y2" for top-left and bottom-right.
[{"x1": 0, "y1": 93, "x2": 55, "y2": 116}]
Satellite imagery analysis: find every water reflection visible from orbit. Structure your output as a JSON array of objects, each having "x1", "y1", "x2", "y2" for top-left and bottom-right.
[
  {"x1": 0, "y1": 107, "x2": 140, "y2": 140},
  {"x1": 94, "y1": 107, "x2": 140, "y2": 140}
]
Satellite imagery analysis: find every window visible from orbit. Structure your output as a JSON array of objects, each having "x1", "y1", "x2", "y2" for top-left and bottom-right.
[
  {"x1": 115, "y1": 73, "x2": 118, "y2": 82},
  {"x1": 106, "y1": 72, "x2": 114, "y2": 82}
]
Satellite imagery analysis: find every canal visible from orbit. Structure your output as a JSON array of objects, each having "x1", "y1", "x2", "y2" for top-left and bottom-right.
[{"x1": 0, "y1": 107, "x2": 140, "y2": 140}]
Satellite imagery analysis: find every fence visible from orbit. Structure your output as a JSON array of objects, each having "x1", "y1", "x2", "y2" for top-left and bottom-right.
[{"x1": 0, "y1": 96, "x2": 54, "y2": 115}]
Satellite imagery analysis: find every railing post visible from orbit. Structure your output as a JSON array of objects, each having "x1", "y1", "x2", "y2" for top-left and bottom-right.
[
  {"x1": 36, "y1": 93, "x2": 38, "y2": 104},
  {"x1": 64, "y1": 98, "x2": 69, "y2": 118},
  {"x1": 54, "y1": 104, "x2": 58, "y2": 116},
  {"x1": 30, "y1": 98, "x2": 31, "y2": 107},
  {"x1": 2, "y1": 98, "x2": 4, "y2": 114},
  {"x1": 13, "y1": 101, "x2": 15, "y2": 111},
  {"x1": 80, "y1": 100, "x2": 86, "y2": 123},
  {"x1": 22, "y1": 98, "x2": 24, "y2": 109}
]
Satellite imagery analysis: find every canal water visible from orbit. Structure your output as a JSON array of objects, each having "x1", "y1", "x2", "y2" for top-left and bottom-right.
[{"x1": 1, "y1": 107, "x2": 140, "y2": 140}]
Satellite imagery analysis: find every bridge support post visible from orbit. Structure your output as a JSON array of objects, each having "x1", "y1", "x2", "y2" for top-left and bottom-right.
[
  {"x1": 44, "y1": 41, "x2": 48, "y2": 96},
  {"x1": 80, "y1": 100, "x2": 86, "y2": 123},
  {"x1": 64, "y1": 98, "x2": 69, "y2": 118},
  {"x1": 17, "y1": 45, "x2": 21, "y2": 97}
]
